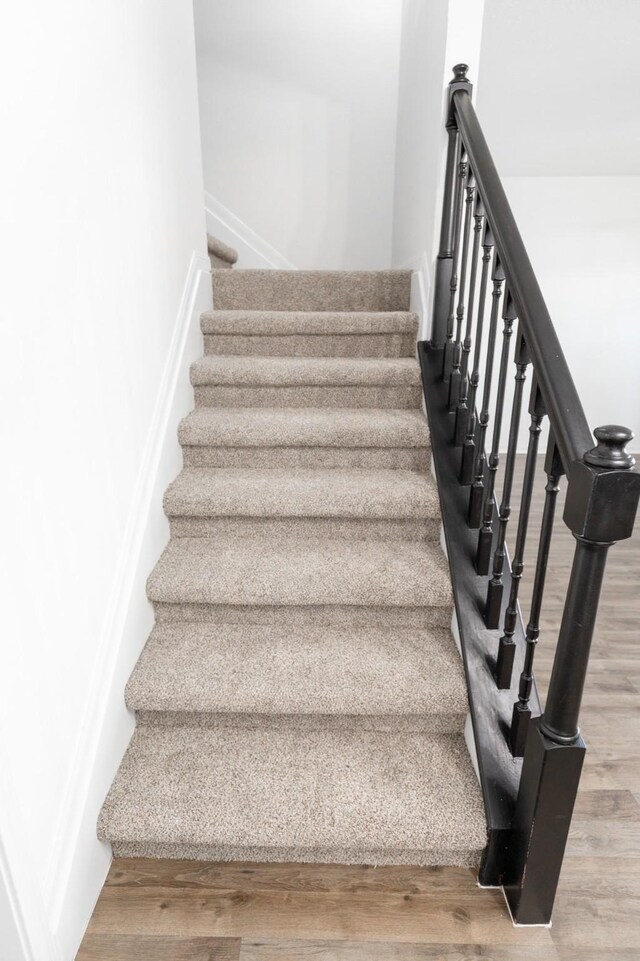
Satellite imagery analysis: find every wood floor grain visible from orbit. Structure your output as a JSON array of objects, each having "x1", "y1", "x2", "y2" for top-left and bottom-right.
[
  {"x1": 76, "y1": 936, "x2": 241, "y2": 961},
  {"x1": 79, "y1": 860, "x2": 556, "y2": 952},
  {"x1": 76, "y1": 456, "x2": 640, "y2": 960}
]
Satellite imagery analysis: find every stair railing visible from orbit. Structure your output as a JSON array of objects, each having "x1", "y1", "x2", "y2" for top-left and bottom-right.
[{"x1": 420, "y1": 64, "x2": 640, "y2": 925}]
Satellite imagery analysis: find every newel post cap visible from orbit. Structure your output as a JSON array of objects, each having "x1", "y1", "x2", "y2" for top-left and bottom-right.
[
  {"x1": 564, "y1": 425, "x2": 640, "y2": 542},
  {"x1": 584, "y1": 425, "x2": 635, "y2": 470}
]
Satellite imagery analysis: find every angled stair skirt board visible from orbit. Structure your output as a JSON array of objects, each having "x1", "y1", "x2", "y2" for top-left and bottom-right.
[
  {"x1": 99, "y1": 267, "x2": 487, "y2": 869},
  {"x1": 205, "y1": 193, "x2": 296, "y2": 270}
]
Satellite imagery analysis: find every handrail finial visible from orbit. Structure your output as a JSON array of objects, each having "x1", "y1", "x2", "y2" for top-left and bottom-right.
[
  {"x1": 584, "y1": 425, "x2": 635, "y2": 469},
  {"x1": 448, "y1": 64, "x2": 473, "y2": 119},
  {"x1": 451, "y1": 63, "x2": 470, "y2": 83}
]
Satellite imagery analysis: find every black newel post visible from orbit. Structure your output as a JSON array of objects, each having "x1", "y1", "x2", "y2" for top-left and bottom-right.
[
  {"x1": 430, "y1": 65, "x2": 472, "y2": 350},
  {"x1": 505, "y1": 426, "x2": 640, "y2": 925}
]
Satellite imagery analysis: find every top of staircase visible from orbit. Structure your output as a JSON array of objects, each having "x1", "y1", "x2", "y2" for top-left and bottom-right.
[
  {"x1": 207, "y1": 233, "x2": 238, "y2": 267},
  {"x1": 212, "y1": 269, "x2": 412, "y2": 312}
]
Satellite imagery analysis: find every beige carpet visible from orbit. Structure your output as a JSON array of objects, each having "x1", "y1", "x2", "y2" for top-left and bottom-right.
[
  {"x1": 98, "y1": 249, "x2": 486, "y2": 866},
  {"x1": 207, "y1": 233, "x2": 238, "y2": 270}
]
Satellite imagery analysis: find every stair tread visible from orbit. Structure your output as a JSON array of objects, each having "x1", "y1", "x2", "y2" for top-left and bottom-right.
[
  {"x1": 201, "y1": 310, "x2": 419, "y2": 336},
  {"x1": 178, "y1": 407, "x2": 429, "y2": 449},
  {"x1": 191, "y1": 354, "x2": 421, "y2": 386},
  {"x1": 164, "y1": 467, "x2": 439, "y2": 519},
  {"x1": 126, "y1": 622, "x2": 466, "y2": 718},
  {"x1": 147, "y1": 536, "x2": 452, "y2": 609},
  {"x1": 98, "y1": 724, "x2": 486, "y2": 863}
]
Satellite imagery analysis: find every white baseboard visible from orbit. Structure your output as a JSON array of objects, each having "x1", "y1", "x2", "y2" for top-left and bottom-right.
[
  {"x1": 0, "y1": 750, "x2": 60, "y2": 961},
  {"x1": 204, "y1": 192, "x2": 296, "y2": 270},
  {"x1": 38, "y1": 250, "x2": 211, "y2": 961},
  {"x1": 398, "y1": 250, "x2": 432, "y2": 341}
]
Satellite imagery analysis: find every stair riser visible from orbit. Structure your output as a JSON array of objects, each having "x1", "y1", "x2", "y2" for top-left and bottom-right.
[
  {"x1": 212, "y1": 270, "x2": 411, "y2": 312},
  {"x1": 204, "y1": 333, "x2": 417, "y2": 358},
  {"x1": 193, "y1": 384, "x2": 422, "y2": 409},
  {"x1": 168, "y1": 516, "x2": 440, "y2": 541},
  {"x1": 109, "y1": 839, "x2": 482, "y2": 868},
  {"x1": 132, "y1": 711, "x2": 466, "y2": 735},
  {"x1": 182, "y1": 447, "x2": 430, "y2": 470},
  {"x1": 152, "y1": 603, "x2": 451, "y2": 630}
]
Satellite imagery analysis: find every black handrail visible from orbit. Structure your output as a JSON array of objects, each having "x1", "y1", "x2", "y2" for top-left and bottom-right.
[
  {"x1": 450, "y1": 90, "x2": 593, "y2": 471},
  {"x1": 423, "y1": 64, "x2": 640, "y2": 927},
  {"x1": 433, "y1": 66, "x2": 592, "y2": 471}
]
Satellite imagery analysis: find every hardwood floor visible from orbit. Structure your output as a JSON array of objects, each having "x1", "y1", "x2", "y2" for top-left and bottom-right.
[{"x1": 77, "y1": 456, "x2": 640, "y2": 960}]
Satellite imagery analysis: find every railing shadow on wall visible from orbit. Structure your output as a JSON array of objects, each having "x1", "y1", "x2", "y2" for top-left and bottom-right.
[{"x1": 420, "y1": 64, "x2": 640, "y2": 925}]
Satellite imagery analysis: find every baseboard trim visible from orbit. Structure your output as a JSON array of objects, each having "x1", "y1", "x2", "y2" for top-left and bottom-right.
[
  {"x1": 41, "y1": 250, "x2": 211, "y2": 960},
  {"x1": 204, "y1": 192, "x2": 296, "y2": 270},
  {"x1": 0, "y1": 742, "x2": 61, "y2": 961},
  {"x1": 398, "y1": 250, "x2": 432, "y2": 341}
]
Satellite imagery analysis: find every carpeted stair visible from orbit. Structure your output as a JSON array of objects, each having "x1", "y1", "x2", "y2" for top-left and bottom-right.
[
  {"x1": 98, "y1": 260, "x2": 487, "y2": 868},
  {"x1": 207, "y1": 233, "x2": 238, "y2": 270}
]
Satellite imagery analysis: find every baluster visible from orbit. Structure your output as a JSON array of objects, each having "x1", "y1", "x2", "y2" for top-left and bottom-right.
[
  {"x1": 460, "y1": 220, "x2": 494, "y2": 482},
  {"x1": 509, "y1": 436, "x2": 563, "y2": 756},
  {"x1": 442, "y1": 154, "x2": 467, "y2": 382},
  {"x1": 475, "y1": 287, "x2": 515, "y2": 571},
  {"x1": 454, "y1": 194, "x2": 485, "y2": 444},
  {"x1": 494, "y1": 378, "x2": 545, "y2": 687},
  {"x1": 448, "y1": 174, "x2": 476, "y2": 411},
  {"x1": 468, "y1": 256, "x2": 503, "y2": 523},
  {"x1": 485, "y1": 333, "x2": 531, "y2": 629}
]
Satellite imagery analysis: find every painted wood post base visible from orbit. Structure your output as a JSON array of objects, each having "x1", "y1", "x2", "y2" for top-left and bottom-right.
[
  {"x1": 503, "y1": 719, "x2": 586, "y2": 924},
  {"x1": 431, "y1": 254, "x2": 454, "y2": 349}
]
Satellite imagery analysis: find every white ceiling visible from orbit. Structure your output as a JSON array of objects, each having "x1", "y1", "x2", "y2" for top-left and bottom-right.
[{"x1": 476, "y1": 0, "x2": 640, "y2": 176}]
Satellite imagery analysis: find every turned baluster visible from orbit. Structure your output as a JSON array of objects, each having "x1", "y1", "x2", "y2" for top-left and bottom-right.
[
  {"x1": 494, "y1": 379, "x2": 545, "y2": 687},
  {"x1": 475, "y1": 287, "x2": 516, "y2": 572},
  {"x1": 460, "y1": 220, "x2": 494, "y2": 483},
  {"x1": 448, "y1": 174, "x2": 475, "y2": 410},
  {"x1": 485, "y1": 333, "x2": 531, "y2": 629},
  {"x1": 454, "y1": 194, "x2": 485, "y2": 444},
  {"x1": 509, "y1": 436, "x2": 563, "y2": 756},
  {"x1": 442, "y1": 154, "x2": 467, "y2": 382}
]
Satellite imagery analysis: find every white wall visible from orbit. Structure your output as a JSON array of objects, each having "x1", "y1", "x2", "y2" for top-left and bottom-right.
[
  {"x1": 478, "y1": 0, "x2": 640, "y2": 446},
  {"x1": 0, "y1": 1, "x2": 208, "y2": 958},
  {"x1": 391, "y1": 0, "x2": 485, "y2": 336},
  {"x1": 477, "y1": 0, "x2": 640, "y2": 177},
  {"x1": 502, "y1": 176, "x2": 640, "y2": 440},
  {"x1": 392, "y1": 0, "x2": 486, "y2": 269},
  {"x1": 194, "y1": 0, "x2": 403, "y2": 269},
  {"x1": 392, "y1": 0, "x2": 450, "y2": 273}
]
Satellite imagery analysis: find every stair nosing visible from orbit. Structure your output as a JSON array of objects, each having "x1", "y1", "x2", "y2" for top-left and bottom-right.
[{"x1": 163, "y1": 467, "x2": 439, "y2": 520}]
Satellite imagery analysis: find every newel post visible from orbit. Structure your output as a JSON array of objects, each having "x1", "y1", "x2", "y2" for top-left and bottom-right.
[
  {"x1": 430, "y1": 65, "x2": 472, "y2": 349},
  {"x1": 504, "y1": 426, "x2": 640, "y2": 924}
]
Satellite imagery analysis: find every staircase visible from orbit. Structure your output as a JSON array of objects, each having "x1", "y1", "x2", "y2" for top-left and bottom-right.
[{"x1": 98, "y1": 262, "x2": 486, "y2": 868}]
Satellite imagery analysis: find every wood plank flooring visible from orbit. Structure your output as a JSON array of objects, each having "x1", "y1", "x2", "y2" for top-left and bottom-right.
[{"x1": 77, "y1": 455, "x2": 640, "y2": 960}]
